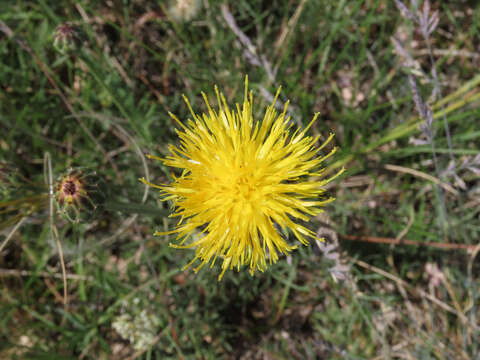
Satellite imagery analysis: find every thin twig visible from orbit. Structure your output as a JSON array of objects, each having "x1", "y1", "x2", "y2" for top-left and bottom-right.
[
  {"x1": 394, "y1": 205, "x2": 415, "y2": 242},
  {"x1": 342, "y1": 234, "x2": 477, "y2": 251},
  {"x1": 274, "y1": 0, "x2": 307, "y2": 53},
  {"x1": 384, "y1": 163, "x2": 458, "y2": 196},
  {"x1": 220, "y1": 4, "x2": 276, "y2": 82},
  {"x1": 353, "y1": 258, "x2": 477, "y2": 330},
  {"x1": 0, "y1": 217, "x2": 26, "y2": 253},
  {"x1": 413, "y1": 48, "x2": 480, "y2": 60},
  {"x1": 0, "y1": 268, "x2": 93, "y2": 280},
  {"x1": 44, "y1": 152, "x2": 68, "y2": 308}
]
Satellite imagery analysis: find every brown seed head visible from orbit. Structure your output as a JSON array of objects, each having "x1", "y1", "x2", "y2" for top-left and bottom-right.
[{"x1": 63, "y1": 180, "x2": 77, "y2": 196}]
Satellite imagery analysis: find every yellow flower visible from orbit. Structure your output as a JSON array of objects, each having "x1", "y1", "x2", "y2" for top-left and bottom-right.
[{"x1": 142, "y1": 78, "x2": 344, "y2": 280}]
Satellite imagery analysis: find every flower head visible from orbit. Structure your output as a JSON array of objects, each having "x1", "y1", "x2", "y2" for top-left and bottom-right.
[
  {"x1": 143, "y1": 78, "x2": 344, "y2": 280},
  {"x1": 55, "y1": 168, "x2": 106, "y2": 223},
  {"x1": 53, "y1": 23, "x2": 82, "y2": 54}
]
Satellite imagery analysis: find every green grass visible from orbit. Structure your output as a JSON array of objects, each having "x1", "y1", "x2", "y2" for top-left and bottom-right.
[{"x1": 1, "y1": 0, "x2": 480, "y2": 358}]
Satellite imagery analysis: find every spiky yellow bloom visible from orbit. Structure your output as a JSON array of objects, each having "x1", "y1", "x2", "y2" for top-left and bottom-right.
[{"x1": 142, "y1": 78, "x2": 344, "y2": 280}]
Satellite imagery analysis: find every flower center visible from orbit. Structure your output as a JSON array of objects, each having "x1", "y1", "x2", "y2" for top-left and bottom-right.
[
  {"x1": 235, "y1": 176, "x2": 255, "y2": 200},
  {"x1": 63, "y1": 180, "x2": 77, "y2": 195}
]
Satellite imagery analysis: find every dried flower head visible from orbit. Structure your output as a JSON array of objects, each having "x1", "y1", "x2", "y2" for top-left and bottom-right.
[
  {"x1": 55, "y1": 168, "x2": 105, "y2": 223},
  {"x1": 142, "y1": 78, "x2": 344, "y2": 280},
  {"x1": 53, "y1": 23, "x2": 82, "y2": 54}
]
